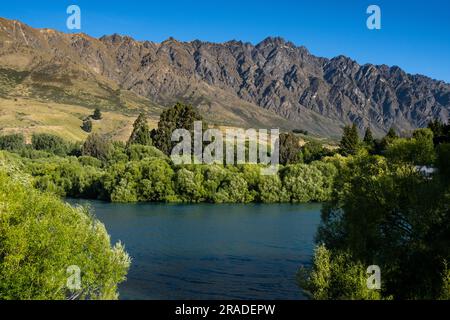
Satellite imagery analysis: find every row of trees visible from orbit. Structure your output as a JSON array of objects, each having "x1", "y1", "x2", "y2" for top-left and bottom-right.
[{"x1": 19, "y1": 148, "x2": 337, "y2": 204}]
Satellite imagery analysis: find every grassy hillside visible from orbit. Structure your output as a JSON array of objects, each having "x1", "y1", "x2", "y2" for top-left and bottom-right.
[{"x1": 0, "y1": 97, "x2": 159, "y2": 142}]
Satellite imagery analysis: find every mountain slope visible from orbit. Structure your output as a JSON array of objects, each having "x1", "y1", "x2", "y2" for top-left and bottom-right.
[{"x1": 0, "y1": 17, "x2": 449, "y2": 139}]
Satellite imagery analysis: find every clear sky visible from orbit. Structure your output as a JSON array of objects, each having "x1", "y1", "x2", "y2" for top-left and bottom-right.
[{"x1": 1, "y1": 0, "x2": 450, "y2": 82}]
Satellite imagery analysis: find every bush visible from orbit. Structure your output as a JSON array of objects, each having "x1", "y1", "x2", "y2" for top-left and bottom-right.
[
  {"x1": 0, "y1": 169, "x2": 130, "y2": 300},
  {"x1": 78, "y1": 156, "x2": 103, "y2": 168},
  {"x1": 213, "y1": 173, "x2": 253, "y2": 203},
  {"x1": 281, "y1": 164, "x2": 325, "y2": 203},
  {"x1": 386, "y1": 128, "x2": 435, "y2": 165},
  {"x1": 297, "y1": 245, "x2": 382, "y2": 300},
  {"x1": 0, "y1": 133, "x2": 25, "y2": 151},
  {"x1": 103, "y1": 158, "x2": 176, "y2": 202},
  {"x1": 175, "y1": 167, "x2": 205, "y2": 202},
  {"x1": 92, "y1": 108, "x2": 103, "y2": 120},
  {"x1": 258, "y1": 175, "x2": 288, "y2": 203},
  {"x1": 31, "y1": 133, "x2": 69, "y2": 156},
  {"x1": 82, "y1": 134, "x2": 113, "y2": 162},
  {"x1": 81, "y1": 119, "x2": 93, "y2": 133},
  {"x1": 127, "y1": 145, "x2": 167, "y2": 161}
]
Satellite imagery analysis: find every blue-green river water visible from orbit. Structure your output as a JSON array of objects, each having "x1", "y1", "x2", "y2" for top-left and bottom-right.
[{"x1": 68, "y1": 201, "x2": 322, "y2": 300}]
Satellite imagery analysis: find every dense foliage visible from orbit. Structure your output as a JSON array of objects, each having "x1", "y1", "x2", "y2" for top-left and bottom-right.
[
  {"x1": 299, "y1": 121, "x2": 450, "y2": 300},
  {"x1": 151, "y1": 103, "x2": 203, "y2": 155},
  {"x1": 0, "y1": 153, "x2": 130, "y2": 300}
]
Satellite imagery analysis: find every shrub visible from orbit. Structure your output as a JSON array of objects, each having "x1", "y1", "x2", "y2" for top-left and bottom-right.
[
  {"x1": 297, "y1": 245, "x2": 382, "y2": 300},
  {"x1": 175, "y1": 167, "x2": 205, "y2": 202},
  {"x1": 92, "y1": 108, "x2": 103, "y2": 120},
  {"x1": 81, "y1": 119, "x2": 93, "y2": 133},
  {"x1": 281, "y1": 164, "x2": 325, "y2": 203},
  {"x1": 0, "y1": 133, "x2": 25, "y2": 151},
  {"x1": 82, "y1": 134, "x2": 112, "y2": 162},
  {"x1": 127, "y1": 145, "x2": 167, "y2": 161},
  {"x1": 258, "y1": 175, "x2": 287, "y2": 203},
  {"x1": 0, "y1": 169, "x2": 130, "y2": 300},
  {"x1": 31, "y1": 133, "x2": 69, "y2": 156}
]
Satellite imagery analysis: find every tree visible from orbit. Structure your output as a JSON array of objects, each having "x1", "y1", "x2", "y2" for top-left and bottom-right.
[
  {"x1": 279, "y1": 132, "x2": 301, "y2": 165},
  {"x1": 316, "y1": 153, "x2": 450, "y2": 299},
  {"x1": 81, "y1": 119, "x2": 93, "y2": 133},
  {"x1": 363, "y1": 127, "x2": 375, "y2": 151},
  {"x1": 152, "y1": 103, "x2": 203, "y2": 155},
  {"x1": 92, "y1": 108, "x2": 103, "y2": 120},
  {"x1": 428, "y1": 118, "x2": 450, "y2": 145},
  {"x1": 0, "y1": 168, "x2": 130, "y2": 300},
  {"x1": 339, "y1": 124, "x2": 360, "y2": 156},
  {"x1": 128, "y1": 113, "x2": 152, "y2": 146},
  {"x1": 82, "y1": 133, "x2": 112, "y2": 162}
]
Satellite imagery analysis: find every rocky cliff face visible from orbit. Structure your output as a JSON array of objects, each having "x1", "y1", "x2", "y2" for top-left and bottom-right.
[{"x1": 1, "y1": 17, "x2": 448, "y2": 137}]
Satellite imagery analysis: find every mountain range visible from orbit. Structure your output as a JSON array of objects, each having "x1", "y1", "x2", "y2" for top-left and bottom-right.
[{"x1": 0, "y1": 17, "x2": 449, "y2": 139}]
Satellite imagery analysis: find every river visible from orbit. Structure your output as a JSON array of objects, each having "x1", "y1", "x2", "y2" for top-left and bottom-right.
[{"x1": 68, "y1": 201, "x2": 322, "y2": 300}]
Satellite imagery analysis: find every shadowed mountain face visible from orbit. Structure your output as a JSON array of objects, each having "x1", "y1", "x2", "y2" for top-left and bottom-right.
[{"x1": 1, "y1": 17, "x2": 449, "y2": 138}]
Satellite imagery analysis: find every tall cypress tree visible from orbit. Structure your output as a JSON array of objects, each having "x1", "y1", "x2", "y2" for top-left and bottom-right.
[
  {"x1": 128, "y1": 113, "x2": 152, "y2": 146},
  {"x1": 339, "y1": 124, "x2": 360, "y2": 156}
]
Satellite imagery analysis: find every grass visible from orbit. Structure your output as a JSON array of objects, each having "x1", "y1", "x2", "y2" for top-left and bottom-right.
[{"x1": 0, "y1": 97, "x2": 158, "y2": 142}]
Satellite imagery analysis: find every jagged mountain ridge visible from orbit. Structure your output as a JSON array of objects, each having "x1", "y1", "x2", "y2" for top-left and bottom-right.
[{"x1": 1, "y1": 17, "x2": 449, "y2": 138}]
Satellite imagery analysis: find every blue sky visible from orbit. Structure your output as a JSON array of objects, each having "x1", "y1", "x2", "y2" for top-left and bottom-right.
[{"x1": 1, "y1": 0, "x2": 450, "y2": 82}]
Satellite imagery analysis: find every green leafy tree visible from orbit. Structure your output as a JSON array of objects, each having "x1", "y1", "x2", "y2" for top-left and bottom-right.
[
  {"x1": 386, "y1": 128, "x2": 435, "y2": 165},
  {"x1": 126, "y1": 145, "x2": 167, "y2": 161},
  {"x1": 316, "y1": 153, "x2": 450, "y2": 299},
  {"x1": 339, "y1": 124, "x2": 360, "y2": 156},
  {"x1": 137, "y1": 159, "x2": 176, "y2": 202},
  {"x1": 213, "y1": 173, "x2": 253, "y2": 203},
  {"x1": 128, "y1": 113, "x2": 152, "y2": 146},
  {"x1": 302, "y1": 141, "x2": 332, "y2": 163}
]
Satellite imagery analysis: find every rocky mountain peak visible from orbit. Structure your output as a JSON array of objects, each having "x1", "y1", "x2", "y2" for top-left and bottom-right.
[{"x1": 0, "y1": 17, "x2": 448, "y2": 138}]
